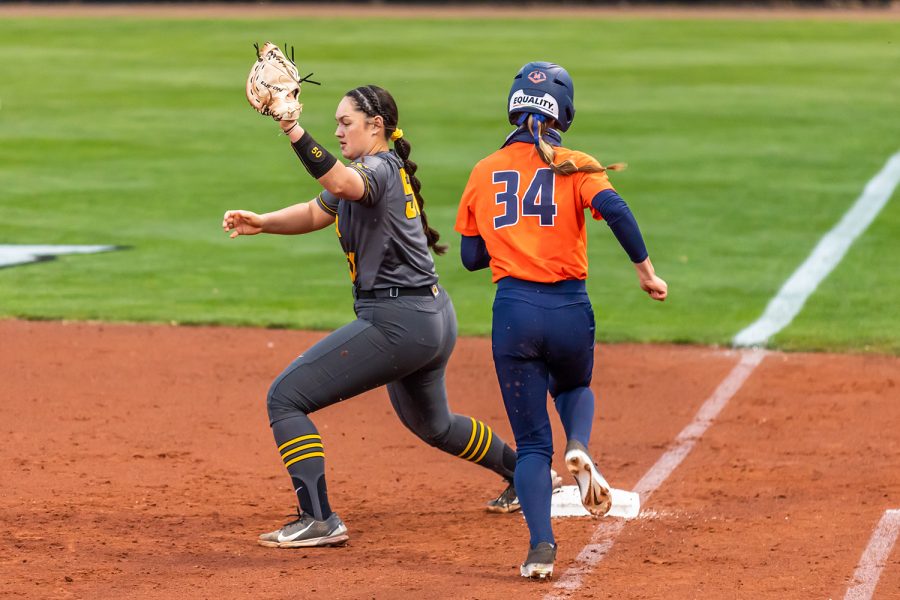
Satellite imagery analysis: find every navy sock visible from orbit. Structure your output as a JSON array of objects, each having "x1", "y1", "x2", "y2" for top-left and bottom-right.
[
  {"x1": 554, "y1": 386, "x2": 594, "y2": 448},
  {"x1": 514, "y1": 453, "x2": 555, "y2": 548}
]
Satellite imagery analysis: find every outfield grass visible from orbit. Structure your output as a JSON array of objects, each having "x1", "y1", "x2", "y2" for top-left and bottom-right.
[{"x1": 1, "y1": 16, "x2": 898, "y2": 352}]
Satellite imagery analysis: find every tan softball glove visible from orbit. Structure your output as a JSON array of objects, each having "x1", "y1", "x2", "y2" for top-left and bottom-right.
[{"x1": 246, "y1": 42, "x2": 317, "y2": 122}]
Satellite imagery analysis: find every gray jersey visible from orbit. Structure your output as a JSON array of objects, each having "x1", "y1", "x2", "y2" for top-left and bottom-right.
[{"x1": 316, "y1": 151, "x2": 438, "y2": 291}]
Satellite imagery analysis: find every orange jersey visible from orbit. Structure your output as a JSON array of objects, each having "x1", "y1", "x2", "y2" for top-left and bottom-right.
[{"x1": 455, "y1": 143, "x2": 614, "y2": 283}]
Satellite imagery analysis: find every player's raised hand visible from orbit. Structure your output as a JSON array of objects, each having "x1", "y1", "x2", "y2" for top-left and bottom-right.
[{"x1": 223, "y1": 210, "x2": 264, "y2": 238}]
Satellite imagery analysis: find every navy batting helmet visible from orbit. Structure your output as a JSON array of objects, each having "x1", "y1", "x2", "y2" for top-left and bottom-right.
[{"x1": 507, "y1": 61, "x2": 575, "y2": 132}]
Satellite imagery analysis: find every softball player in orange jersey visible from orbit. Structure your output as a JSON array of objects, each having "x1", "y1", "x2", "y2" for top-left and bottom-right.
[{"x1": 455, "y1": 61, "x2": 667, "y2": 579}]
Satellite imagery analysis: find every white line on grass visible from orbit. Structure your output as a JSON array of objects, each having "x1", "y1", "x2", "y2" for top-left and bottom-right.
[
  {"x1": 734, "y1": 151, "x2": 900, "y2": 347},
  {"x1": 545, "y1": 349, "x2": 766, "y2": 598},
  {"x1": 844, "y1": 509, "x2": 900, "y2": 600},
  {"x1": 0, "y1": 244, "x2": 119, "y2": 268}
]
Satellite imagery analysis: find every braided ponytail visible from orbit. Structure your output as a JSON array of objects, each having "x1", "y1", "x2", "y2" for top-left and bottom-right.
[
  {"x1": 527, "y1": 114, "x2": 626, "y2": 176},
  {"x1": 346, "y1": 84, "x2": 446, "y2": 255},
  {"x1": 392, "y1": 135, "x2": 447, "y2": 255}
]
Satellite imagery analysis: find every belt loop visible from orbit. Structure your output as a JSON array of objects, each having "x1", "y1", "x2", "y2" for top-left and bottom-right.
[{"x1": 389, "y1": 287, "x2": 399, "y2": 298}]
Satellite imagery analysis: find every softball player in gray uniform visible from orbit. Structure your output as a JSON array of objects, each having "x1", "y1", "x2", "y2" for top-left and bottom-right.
[{"x1": 224, "y1": 85, "x2": 519, "y2": 547}]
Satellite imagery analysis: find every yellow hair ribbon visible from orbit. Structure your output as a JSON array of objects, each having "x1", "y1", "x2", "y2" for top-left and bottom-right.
[{"x1": 390, "y1": 128, "x2": 404, "y2": 141}]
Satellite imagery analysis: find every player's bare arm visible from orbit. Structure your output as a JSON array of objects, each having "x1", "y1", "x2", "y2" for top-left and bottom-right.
[{"x1": 223, "y1": 200, "x2": 334, "y2": 238}]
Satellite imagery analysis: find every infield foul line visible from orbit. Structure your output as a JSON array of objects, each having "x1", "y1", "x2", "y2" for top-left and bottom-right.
[
  {"x1": 844, "y1": 509, "x2": 900, "y2": 600},
  {"x1": 733, "y1": 150, "x2": 900, "y2": 347},
  {"x1": 545, "y1": 349, "x2": 766, "y2": 598}
]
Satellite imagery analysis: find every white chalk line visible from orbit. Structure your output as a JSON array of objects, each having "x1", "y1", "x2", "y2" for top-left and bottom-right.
[
  {"x1": 734, "y1": 151, "x2": 900, "y2": 347},
  {"x1": 844, "y1": 509, "x2": 900, "y2": 600},
  {"x1": 0, "y1": 244, "x2": 119, "y2": 268},
  {"x1": 544, "y1": 349, "x2": 766, "y2": 598}
]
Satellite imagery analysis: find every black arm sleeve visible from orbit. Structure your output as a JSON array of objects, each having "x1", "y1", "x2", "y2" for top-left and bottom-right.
[
  {"x1": 460, "y1": 234, "x2": 491, "y2": 271},
  {"x1": 591, "y1": 189, "x2": 649, "y2": 263},
  {"x1": 291, "y1": 131, "x2": 338, "y2": 179}
]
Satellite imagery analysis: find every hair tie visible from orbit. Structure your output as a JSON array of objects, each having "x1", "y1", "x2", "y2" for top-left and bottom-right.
[
  {"x1": 390, "y1": 128, "x2": 404, "y2": 142},
  {"x1": 530, "y1": 114, "x2": 545, "y2": 150}
]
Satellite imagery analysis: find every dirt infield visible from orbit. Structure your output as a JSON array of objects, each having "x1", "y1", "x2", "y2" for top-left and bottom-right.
[{"x1": 2, "y1": 319, "x2": 898, "y2": 599}]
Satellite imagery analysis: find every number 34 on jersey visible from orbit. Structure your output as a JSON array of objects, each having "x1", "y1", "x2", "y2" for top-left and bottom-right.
[{"x1": 492, "y1": 168, "x2": 556, "y2": 229}]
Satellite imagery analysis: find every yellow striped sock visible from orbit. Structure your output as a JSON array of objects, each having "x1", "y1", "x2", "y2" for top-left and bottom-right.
[
  {"x1": 278, "y1": 433, "x2": 321, "y2": 453},
  {"x1": 474, "y1": 426, "x2": 494, "y2": 463},
  {"x1": 284, "y1": 451, "x2": 325, "y2": 469},
  {"x1": 465, "y1": 421, "x2": 486, "y2": 461},
  {"x1": 457, "y1": 417, "x2": 478, "y2": 458}
]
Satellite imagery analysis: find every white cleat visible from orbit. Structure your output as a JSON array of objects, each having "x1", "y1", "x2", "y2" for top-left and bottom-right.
[{"x1": 565, "y1": 440, "x2": 612, "y2": 517}]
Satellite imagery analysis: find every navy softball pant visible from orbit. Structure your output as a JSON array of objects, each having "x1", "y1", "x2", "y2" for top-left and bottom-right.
[{"x1": 492, "y1": 277, "x2": 597, "y2": 547}]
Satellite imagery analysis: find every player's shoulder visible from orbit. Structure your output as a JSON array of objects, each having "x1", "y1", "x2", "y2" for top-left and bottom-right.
[
  {"x1": 471, "y1": 148, "x2": 508, "y2": 172},
  {"x1": 555, "y1": 146, "x2": 603, "y2": 170},
  {"x1": 468, "y1": 146, "x2": 527, "y2": 180},
  {"x1": 353, "y1": 151, "x2": 397, "y2": 174}
]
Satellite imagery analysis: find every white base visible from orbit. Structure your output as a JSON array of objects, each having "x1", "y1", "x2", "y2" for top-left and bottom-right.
[{"x1": 550, "y1": 485, "x2": 641, "y2": 519}]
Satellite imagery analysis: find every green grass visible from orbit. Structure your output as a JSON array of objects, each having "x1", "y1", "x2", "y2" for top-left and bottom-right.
[{"x1": 1, "y1": 16, "x2": 899, "y2": 353}]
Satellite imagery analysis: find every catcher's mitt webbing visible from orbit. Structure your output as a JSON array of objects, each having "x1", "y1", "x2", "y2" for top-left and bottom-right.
[
  {"x1": 260, "y1": 42, "x2": 321, "y2": 86},
  {"x1": 291, "y1": 131, "x2": 337, "y2": 179}
]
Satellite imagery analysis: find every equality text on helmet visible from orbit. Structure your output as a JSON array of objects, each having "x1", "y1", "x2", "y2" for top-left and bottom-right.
[{"x1": 508, "y1": 90, "x2": 559, "y2": 121}]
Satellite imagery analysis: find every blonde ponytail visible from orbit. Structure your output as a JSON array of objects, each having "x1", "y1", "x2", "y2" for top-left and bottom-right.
[{"x1": 527, "y1": 114, "x2": 626, "y2": 176}]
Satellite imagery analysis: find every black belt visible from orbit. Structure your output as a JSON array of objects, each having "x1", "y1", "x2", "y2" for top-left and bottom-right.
[{"x1": 355, "y1": 285, "x2": 439, "y2": 299}]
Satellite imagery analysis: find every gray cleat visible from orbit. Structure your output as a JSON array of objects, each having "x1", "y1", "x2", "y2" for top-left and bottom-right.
[
  {"x1": 258, "y1": 511, "x2": 349, "y2": 548},
  {"x1": 520, "y1": 542, "x2": 557, "y2": 579}
]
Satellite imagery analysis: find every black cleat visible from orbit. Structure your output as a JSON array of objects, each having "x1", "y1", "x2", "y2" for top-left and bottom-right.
[{"x1": 487, "y1": 470, "x2": 563, "y2": 513}]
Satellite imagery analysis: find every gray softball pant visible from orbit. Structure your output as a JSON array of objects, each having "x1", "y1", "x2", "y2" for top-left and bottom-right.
[{"x1": 266, "y1": 286, "x2": 514, "y2": 475}]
